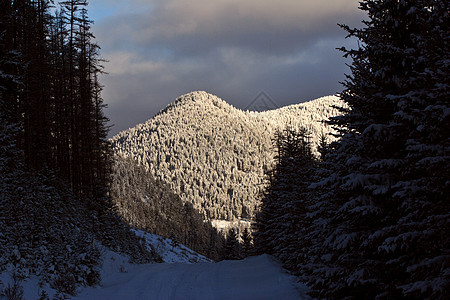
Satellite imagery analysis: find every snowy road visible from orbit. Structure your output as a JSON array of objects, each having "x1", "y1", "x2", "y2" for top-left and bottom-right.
[{"x1": 75, "y1": 255, "x2": 308, "y2": 300}]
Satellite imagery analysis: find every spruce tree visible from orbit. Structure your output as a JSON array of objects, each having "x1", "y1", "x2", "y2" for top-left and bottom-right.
[
  {"x1": 304, "y1": 0, "x2": 449, "y2": 298},
  {"x1": 225, "y1": 228, "x2": 241, "y2": 260},
  {"x1": 0, "y1": 0, "x2": 111, "y2": 206}
]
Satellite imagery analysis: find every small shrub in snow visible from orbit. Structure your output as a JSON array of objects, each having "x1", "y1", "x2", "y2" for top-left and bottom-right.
[
  {"x1": 119, "y1": 265, "x2": 128, "y2": 273},
  {"x1": 50, "y1": 267, "x2": 77, "y2": 296}
]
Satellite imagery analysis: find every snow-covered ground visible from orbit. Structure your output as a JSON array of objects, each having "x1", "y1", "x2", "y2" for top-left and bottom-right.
[
  {"x1": 75, "y1": 254, "x2": 308, "y2": 300},
  {"x1": 134, "y1": 229, "x2": 213, "y2": 264},
  {"x1": 1, "y1": 231, "x2": 308, "y2": 299},
  {"x1": 210, "y1": 219, "x2": 252, "y2": 235}
]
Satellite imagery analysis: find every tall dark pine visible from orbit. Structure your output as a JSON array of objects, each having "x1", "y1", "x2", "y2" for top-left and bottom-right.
[
  {"x1": 59, "y1": 0, "x2": 86, "y2": 195},
  {"x1": 0, "y1": 0, "x2": 53, "y2": 170},
  {"x1": 75, "y1": 6, "x2": 110, "y2": 204},
  {"x1": 22, "y1": 0, "x2": 53, "y2": 171},
  {"x1": 49, "y1": 8, "x2": 71, "y2": 183},
  {"x1": 52, "y1": 0, "x2": 111, "y2": 207},
  {"x1": 0, "y1": 1, "x2": 157, "y2": 289},
  {"x1": 304, "y1": 0, "x2": 449, "y2": 298}
]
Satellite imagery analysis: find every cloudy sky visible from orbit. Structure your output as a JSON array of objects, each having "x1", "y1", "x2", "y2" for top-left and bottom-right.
[{"x1": 88, "y1": 0, "x2": 365, "y2": 136}]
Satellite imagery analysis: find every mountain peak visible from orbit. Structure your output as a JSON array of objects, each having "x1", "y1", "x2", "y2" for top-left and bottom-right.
[
  {"x1": 175, "y1": 91, "x2": 213, "y2": 103},
  {"x1": 164, "y1": 91, "x2": 231, "y2": 112}
]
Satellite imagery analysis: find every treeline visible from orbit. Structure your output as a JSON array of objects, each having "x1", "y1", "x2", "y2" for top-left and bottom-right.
[
  {"x1": 0, "y1": 0, "x2": 109, "y2": 207},
  {"x1": 255, "y1": 0, "x2": 449, "y2": 299}
]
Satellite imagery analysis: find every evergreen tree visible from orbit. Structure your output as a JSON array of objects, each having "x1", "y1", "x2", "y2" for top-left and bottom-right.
[
  {"x1": 225, "y1": 228, "x2": 241, "y2": 260},
  {"x1": 254, "y1": 126, "x2": 317, "y2": 272},
  {"x1": 110, "y1": 155, "x2": 225, "y2": 260},
  {"x1": 110, "y1": 91, "x2": 344, "y2": 226},
  {"x1": 241, "y1": 227, "x2": 253, "y2": 257},
  {"x1": 302, "y1": 1, "x2": 449, "y2": 298},
  {"x1": 317, "y1": 131, "x2": 330, "y2": 161},
  {"x1": 0, "y1": 0, "x2": 111, "y2": 206}
]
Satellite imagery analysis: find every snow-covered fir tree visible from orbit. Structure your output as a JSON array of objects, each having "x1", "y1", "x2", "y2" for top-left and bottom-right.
[
  {"x1": 254, "y1": 1, "x2": 448, "y2": 298},
  {"x1": 300, "y1": 0, "x2": 449, "y2": 298}
]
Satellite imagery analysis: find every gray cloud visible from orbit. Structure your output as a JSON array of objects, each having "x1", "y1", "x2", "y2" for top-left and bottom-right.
[{"x1": 90, "y1": 0, "x2": 364, "y2": 136}]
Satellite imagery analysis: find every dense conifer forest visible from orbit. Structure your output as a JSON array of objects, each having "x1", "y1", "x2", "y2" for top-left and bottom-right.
[
  {"x1": 0, "y1": 0, "x2": 110, "y2": 200},
  {"x1": 111, "y1": 92, "x2": 345, "y2": 228},
  {"x1": 0, "y1": 0, "x2": 157, "y2": 296}
]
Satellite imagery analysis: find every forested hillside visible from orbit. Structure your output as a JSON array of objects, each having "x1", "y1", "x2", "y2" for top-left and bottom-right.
[{"x1": 111, "y1": 92, "x2": 345, "y2": 225}]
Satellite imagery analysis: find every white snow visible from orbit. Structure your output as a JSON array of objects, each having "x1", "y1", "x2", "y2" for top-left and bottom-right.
[
  {"x1": 1, "y1": 232, "x2": 308, "y2": 299},
  {"x1": 210, "y1": 219, "x2": 252, "y2": 235},
  {"x1": 75, "y1": 254, "x2": 309, "y2": 300}
]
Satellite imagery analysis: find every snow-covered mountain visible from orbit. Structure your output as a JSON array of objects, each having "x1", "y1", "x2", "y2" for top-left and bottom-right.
[{"x1": 111, "y1": 91, "x2": 345, "y2": 226}]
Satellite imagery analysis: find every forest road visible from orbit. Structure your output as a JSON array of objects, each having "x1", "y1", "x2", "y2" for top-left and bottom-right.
[{"x1": 75, "y1": 254, "x2": 309, "y2": 300}]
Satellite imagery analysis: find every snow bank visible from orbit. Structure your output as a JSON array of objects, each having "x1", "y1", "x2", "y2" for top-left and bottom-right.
[{"x1": 134, "y1": 229, "x2": 212, "y2": 263}]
